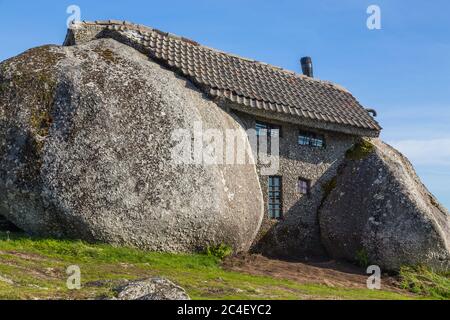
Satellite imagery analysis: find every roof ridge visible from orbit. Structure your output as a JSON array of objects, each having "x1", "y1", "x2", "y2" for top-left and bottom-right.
[{"x1": 70, "y1": 20, "x2": 350, "y2": 93}]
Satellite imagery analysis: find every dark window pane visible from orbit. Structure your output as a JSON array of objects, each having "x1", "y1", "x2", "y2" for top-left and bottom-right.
[
  {"x1": 298, "y1": 130, "x2": 325, "y2": 148},
  {"x1": 298, "y1": 178, "x2": 310, "y2": 195},
  {"x1": 256, "y1": 121, "x2": 282, "y2": 138},
  {"x1": 268, "y1": 176, "x2": 282, "y2": 219},
  {"x1": 256, "y1": 122, "x2": 268, "y2": 136}
]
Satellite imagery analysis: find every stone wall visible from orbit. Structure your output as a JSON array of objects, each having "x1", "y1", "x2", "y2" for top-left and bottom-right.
[{"x1": 232, "y1": 109, "x2": 356, "y2": 258}]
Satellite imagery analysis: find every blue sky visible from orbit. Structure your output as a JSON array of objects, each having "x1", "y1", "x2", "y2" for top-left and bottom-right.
[{"x1": 1, "y1": 0, "x2": 449, "y2": 208}]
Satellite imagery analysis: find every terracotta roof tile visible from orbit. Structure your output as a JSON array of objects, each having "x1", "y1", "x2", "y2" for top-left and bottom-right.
[{"x1": 66, "y1": 21, "x2": 381, "y2": 135}]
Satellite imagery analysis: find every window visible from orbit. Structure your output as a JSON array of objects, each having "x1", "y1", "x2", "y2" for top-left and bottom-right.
[
  {"x1": 256, "y1": 121, "x2": 281, "y2": 155},
  {"x1": 256, "y1": 121, "x2": 281, "y2": 138},
  {"x1": 297, "y1": 178, "x2": 310, "y2": 195},
  {"x1": 268, "y1": 176, "x2": 282, "y2": 219},
  {"x1": 298, "y1": 130, "x2": 325, "y2": 148}
]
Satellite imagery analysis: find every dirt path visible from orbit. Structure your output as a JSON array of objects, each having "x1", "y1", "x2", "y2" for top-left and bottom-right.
[{"x1": 223, "y1": 254, "x2": 407, "y2": 293}]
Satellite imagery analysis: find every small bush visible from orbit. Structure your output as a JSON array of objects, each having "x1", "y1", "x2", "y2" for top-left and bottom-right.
[
  {"x1": 345, "y1": 139, "x2": 374, "y2": 160},
  {"x1": 400, "y1": 265, "x2": 450, "y2": 299},
  {"x1": 205, "y1": 244, "x2": 233, "y2": 260},
  {"x1": 355, "y1": 248, "x2": 369, "y2": 268}
]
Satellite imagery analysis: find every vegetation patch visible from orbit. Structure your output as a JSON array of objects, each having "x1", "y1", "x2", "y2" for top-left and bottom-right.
[
  {"x1": 399, "y1": 266, "x2": 450, "y2": 300},
  {"x1": 355, "y1": 248, "x2": 370, "y2": 268},
  {"x1": 30, "y1": 108, "x2": 53, "y2": 151},
  {"x1": 205, "y1": 244, "x2": 233, "y2": 260},
  {"x1": 345, "y1": 139, "x2": 375, "y2": 160},
  {"x1": 93, "y1": 48, "x2": 121, "y2": 64},
  {"x1": 10, "y1": 65, "x2": 57, "y2": 144},
  {"x1": 0, "y1": 232, "x2": 437, "y2": 300}
]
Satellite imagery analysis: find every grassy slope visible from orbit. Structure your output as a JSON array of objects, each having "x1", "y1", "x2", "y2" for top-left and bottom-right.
[
  {"x1": 0, "y1": 232, "x2": 442, "y2": 300},
  {"x1": 399, "y1": 266, "x2": 449, "y2": 299}
]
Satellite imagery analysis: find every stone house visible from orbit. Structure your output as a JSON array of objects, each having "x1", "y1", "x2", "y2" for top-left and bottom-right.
[{"x1": 64, "y1": 21, "x2": 381, "y2": 258}]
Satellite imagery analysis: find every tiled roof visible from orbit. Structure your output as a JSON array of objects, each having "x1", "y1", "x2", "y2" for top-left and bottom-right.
[{"x1": 65, "y1": 21, "x2": 381, "y2": 136}]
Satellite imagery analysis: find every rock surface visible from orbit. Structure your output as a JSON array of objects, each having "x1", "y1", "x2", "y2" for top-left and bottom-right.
[
  {"x1": 113, "y1": 277, "x2": 190, "y2": 300},
  {"x1": 319, "y1": 139, "x2": 450, "y2": 271},
  {"x1": 0, "y1": 214, "x2": 20, "y2": 231},
  {"x1": 0, "y1": 39, "x2": 263, "y2": 252}
]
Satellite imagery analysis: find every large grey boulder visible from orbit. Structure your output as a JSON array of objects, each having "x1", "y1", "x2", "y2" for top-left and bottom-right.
[
  {"x1": 0, "y1": 39, "x2": 263, "y2": 252},
  {"x1": 113, "y1": 277, "x2": 190, "y2": 300},
  {"x1": 319, "y1": 139, "x2": 450, "y2": 271}
]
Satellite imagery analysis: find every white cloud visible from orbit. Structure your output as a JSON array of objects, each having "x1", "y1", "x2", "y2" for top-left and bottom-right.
[{"x1": 389, "y1": 138, "x2": 450, "y2": 166}]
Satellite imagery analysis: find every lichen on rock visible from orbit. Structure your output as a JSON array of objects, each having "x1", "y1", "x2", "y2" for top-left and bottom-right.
[
  {"x1": 0, "y1": 39, "x2": 264, "y2": 253},
  {"x1": 113, "y1": 277, "x2": 190, "y2": 300},
  {"x1": 319, "y1": 139, "x2": 450, "y2": 271}
]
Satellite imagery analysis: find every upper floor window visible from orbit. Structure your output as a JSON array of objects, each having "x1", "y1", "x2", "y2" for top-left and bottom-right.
[
  {"x1": 298, "y1": 130, "x2": 325, "y2": 148},
  {"x1": 256, "y1": 121, "x2": 281, "y2": 154},
  {"x1": 256, "y1": 121, "x2": 281, "y2": 138}
]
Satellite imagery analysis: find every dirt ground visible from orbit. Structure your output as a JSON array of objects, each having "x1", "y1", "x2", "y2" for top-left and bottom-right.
[{"x1": 223, "y1": 254, "x2": 406, "y2": 293}]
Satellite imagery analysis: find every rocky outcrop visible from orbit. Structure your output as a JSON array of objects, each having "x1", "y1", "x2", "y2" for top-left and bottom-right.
[
  {"x1": 113, "y1": 278, "x2": 190, "y2": 300},
  {"x1": 0, "y1": 39, "x2": 263, "y2": 252},
  {"x1": 319, "y1": 139, "x2": 450, "y2": 271}
]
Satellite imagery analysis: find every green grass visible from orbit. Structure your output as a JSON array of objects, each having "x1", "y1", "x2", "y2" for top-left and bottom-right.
[
  {"x1": 399, "y1": 266, "x2": 450, "y2": 300},
  {"x1": 0, "y1": 232, "x2": 437, "y2": 300}
]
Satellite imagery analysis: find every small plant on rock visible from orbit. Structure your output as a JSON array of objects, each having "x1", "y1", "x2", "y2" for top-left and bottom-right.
[
  {"x1": 205, "y1": 244, "x2": 233, "y2": 260},
  {"x1": 345, "y1": 139, "x2": 374, "y2": 160},
  {"x1": 355, "y1": 248, "x2": 370, "y2": 268}
]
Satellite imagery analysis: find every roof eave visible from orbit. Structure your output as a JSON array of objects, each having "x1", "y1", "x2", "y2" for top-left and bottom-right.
[{"x1": 219, "y1": 98, "x2": 381, "y2": 138}]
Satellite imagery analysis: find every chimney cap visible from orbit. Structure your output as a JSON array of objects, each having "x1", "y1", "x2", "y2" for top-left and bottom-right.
[{"x1": 300, "y1": 56, "x2": 312, "y2": 64}]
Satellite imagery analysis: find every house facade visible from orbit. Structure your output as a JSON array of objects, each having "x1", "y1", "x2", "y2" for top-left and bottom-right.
[
  {"x1": 232, "y1": 110, "x2": 357, "y2": 257},
  {"x1": 65, "y1": 20, "x2": 381, "y2": 258}
]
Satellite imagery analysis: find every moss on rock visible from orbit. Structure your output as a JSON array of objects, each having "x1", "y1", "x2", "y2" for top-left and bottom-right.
[
  {"x1": 345, "y1": 139, "x2": 375, "y2": 160},
  {"x1": 93, "y1": 47, "x2": 121, "y2": 64}
]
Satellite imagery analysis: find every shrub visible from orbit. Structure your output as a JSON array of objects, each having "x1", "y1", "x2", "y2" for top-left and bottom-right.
[
  {"x1": 355, "y1": 248, "x2": 369, "y2": 268},
  {"x1": 205, "y1": 244, "x2": 233, "y2": 260},
  {"x1": 345, "y1": 139, "x2": 374, "y2": 160}
]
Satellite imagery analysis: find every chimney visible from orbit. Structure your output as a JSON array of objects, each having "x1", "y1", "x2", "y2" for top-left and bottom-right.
[{"x1": 300, "y1": 56, "x2": 313, "y2": 77}]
